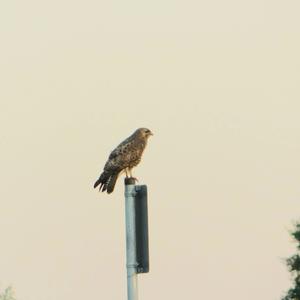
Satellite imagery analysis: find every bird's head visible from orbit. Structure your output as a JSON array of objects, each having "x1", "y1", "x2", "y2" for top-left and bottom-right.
[{"x1": 136, "y1": 128, "x2": 153, "y2": 139}]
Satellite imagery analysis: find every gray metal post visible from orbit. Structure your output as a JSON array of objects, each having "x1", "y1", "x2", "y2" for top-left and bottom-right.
[{"x1": 124, "y1": 178, "x2": 138, "y2": 300}]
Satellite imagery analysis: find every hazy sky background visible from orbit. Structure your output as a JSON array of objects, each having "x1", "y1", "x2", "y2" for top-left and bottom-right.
[{"x1": 1, "y1": 0, "x2": 300, "y2": 299}]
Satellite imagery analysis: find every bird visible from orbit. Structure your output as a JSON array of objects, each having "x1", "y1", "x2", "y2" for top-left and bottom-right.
[{"x1": 94, "y1": 128, "x2": 153, "y2": 194}]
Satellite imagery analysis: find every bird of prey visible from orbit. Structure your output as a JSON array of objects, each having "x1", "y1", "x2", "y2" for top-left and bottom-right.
[{"x1": 94, "y1": 128, "x2": 153, "y2": 194}]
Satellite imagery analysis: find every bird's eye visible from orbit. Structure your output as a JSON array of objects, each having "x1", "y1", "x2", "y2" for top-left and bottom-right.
[{"x1": 145, "y1": 129, "x2": 150, "y2": 133}]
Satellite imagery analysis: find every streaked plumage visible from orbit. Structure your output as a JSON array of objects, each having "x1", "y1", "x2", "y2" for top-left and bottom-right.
[{"x1": 94, "y1": 128, "x2": 153, "y2": 194}]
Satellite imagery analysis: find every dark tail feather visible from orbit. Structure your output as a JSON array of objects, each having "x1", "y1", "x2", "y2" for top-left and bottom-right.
[
  {"x1": 94, "y1": 171, "x2": 119, "y2": 194},
  {"x1": 94, "y1": 171, "x2": 109, "y2": 192},
  {"x1": 93, "y1": 178, "x2": 102, "y2": 189},
  {"x1": 106, "y1": 173, "x2": 119, "y2": 194}
]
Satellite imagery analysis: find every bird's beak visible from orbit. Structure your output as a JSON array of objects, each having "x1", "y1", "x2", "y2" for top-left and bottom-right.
[{"x1": 149, "y1": 131, "x2": 153, "y2": 136}]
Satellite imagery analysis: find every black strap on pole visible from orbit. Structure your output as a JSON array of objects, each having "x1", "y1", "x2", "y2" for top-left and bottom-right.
[{"x1": 135, "y1": 185, "x2": 149, "y2": 274}]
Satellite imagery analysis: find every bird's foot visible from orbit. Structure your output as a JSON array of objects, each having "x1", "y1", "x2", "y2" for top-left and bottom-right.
[
  {"x1": 124, "y1": 177, "x2": 139, "y2": 185},
  {"x1": 129, "y1": 177, "x2": 139, "y2": 183}
]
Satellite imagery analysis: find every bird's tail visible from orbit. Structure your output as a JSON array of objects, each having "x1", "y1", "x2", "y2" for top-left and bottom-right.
[
  {"x1": 106, "y1": 173, "x2": 119, "y2": 194},
  {"x1": 94, "y1": 171, "x2": 119, "y2": 194}
]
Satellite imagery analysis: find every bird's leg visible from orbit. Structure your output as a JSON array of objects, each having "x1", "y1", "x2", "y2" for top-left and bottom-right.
[
  {"x1": 129, "y1": 168, "x2": 139, "y2": 183},
  {"x1": 125, "y1": 168, "x2": 129, "y2": 178}
]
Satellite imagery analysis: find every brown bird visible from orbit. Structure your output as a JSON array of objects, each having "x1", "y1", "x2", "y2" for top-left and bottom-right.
[{"x1": 94, "y1": 128, "x2": 153, "y2": 194}]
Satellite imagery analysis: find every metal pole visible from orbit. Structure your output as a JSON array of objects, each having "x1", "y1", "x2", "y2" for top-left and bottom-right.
[{"x1": 124, "y1": 178, "x2": 138, "y2": 300}]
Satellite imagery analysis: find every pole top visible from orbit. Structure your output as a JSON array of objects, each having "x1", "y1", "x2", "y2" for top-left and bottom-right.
[{"x1": 124, "y1": 177, "x2": 137, "y2": 185}]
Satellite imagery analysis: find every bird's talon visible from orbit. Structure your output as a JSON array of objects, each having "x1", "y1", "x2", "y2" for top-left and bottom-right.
[{"x1": 130, "y1": 177, "x2": 139, "y2": 183}]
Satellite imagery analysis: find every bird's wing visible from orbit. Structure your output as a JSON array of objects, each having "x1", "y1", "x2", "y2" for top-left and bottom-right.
[
  {"x1": 101, "y1": 138, "x2": 134, "y2": 173},
  {"x1": 108, "y1": 138, "x2": 135, "y2": 160}
]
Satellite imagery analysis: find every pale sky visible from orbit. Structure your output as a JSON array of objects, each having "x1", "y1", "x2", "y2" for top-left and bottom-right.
[{"x1": 1, "y1": 0, "x2": 300, "y2": 299}]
